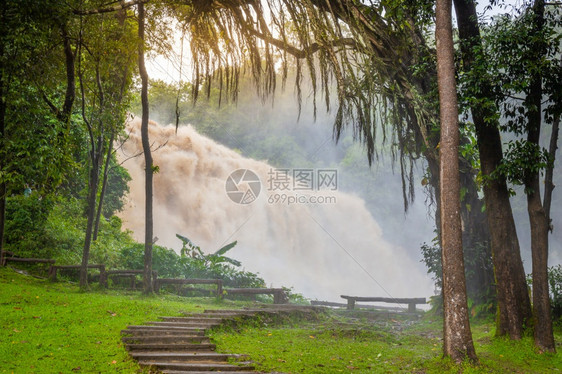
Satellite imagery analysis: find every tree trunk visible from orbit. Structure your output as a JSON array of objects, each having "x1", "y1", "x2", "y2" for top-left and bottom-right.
[
  {"x1": 0, "y1": 65, "x2": 5, "y2": 258},
  {"x1": 79, "y1": 138, "x2": 103, "y2": 289},
  {"x1": 60, "y1": 25, "x2": 76, "y2": 126},
  {"x1": 453, "y1": 0, "x2": 532, "y2": 339},
  {"x1": 138, "y1": 2, "x2": 153, "y2": 294},
  {"x1": 525, "y1": 0, "x2": 555, "y2": 353},
  {"x1": 0, "y1": 6, "x2": 9, "y2": 259},
  {"x1": 93, "y1": 131, "x2": 115, "y2": 241},
  {"x1": 527, "y1": 175, "x2": 555, "y2": 352},
  {"x1": 435, "y1": 0, "x2": 477, "y2": 363},
  {"x1": 459, "y1": 152, "x2": 494, "y2": 304}
]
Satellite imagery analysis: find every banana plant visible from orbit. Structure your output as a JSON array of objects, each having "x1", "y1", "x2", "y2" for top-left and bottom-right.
[{"x1": 176, "y1": 234, "x2": 241, "y2": 267}]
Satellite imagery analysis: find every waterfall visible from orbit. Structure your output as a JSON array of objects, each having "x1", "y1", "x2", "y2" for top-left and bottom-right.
[{"x1": 118, "y1": 118, "x2": 434, "y2": 301}]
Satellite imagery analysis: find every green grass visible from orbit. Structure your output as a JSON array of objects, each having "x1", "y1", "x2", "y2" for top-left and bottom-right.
[
  {"x1": 210, "y1": 311, "x2": 562, "y2": 373},
  {"x1": 1, "y1": 266, "x2": 561, "y2": 373},
  {"x1": 0, "y1": 266, "x2": 236, "y2": 373}
]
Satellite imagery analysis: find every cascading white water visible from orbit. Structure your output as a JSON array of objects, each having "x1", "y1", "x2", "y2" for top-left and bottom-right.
[{"x1": 118, "y1": 118, "x2": 434, "y2": 301}]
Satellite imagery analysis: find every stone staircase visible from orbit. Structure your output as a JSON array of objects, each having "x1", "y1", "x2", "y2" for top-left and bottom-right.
[{"x1": 122, "y1": 305, "x2": 323, "y2": 373}]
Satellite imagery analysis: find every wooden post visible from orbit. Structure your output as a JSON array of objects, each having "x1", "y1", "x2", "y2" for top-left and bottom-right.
[
  {"x1": 49, "y1": 266, "x2": 58, "y2": 282},
  {"x1": 217, "y1": 280, "x2": 223, "y2": 299},
  {"x1": 408, "y1": 303, "x2": 416, "y2": 313},
  {"x1": 99, "y1": 265, "x2": 107, "y2": 288},
  {"x1": 152, "y1": 271, "x2": 158, "y2": 292},
  {"x1": 347, "y1": 298, "x2": 356, "y2": 310}
]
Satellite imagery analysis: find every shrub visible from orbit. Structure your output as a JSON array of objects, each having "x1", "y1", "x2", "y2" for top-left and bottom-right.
[{"x1": 4, "y1": 192, "x2": 55, "y2": 258}]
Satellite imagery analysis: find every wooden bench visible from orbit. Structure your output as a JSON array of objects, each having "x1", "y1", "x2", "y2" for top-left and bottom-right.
[
  {"x1": 154, "y1": 278, "x2": 223, "y2": 297},
  {"x1": 49, "y1": 264, "x2": 107, "y2": 287},
  {"x1": 340, "y1": 295, "x2": 426, "y2": 313},
  {"x1": 225, "y1": 288, "x2": 288, "y2": 304},
  {"x1": 106, "y1": 270, "x2": 158, "y2": 290}
]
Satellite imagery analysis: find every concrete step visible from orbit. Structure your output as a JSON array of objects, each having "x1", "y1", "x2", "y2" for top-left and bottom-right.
[
  {"x1": 125, "y1": 343, "x2": 216, "y2": 352},
  {"x1": 122, "y1": 335, "x2": 210, "y2": 344},
  {"x1": 146, "y1": 321, "x2": 221, "y2": 328},
  {"x1": 121, "y1": 329, "x2": 206, "y2": 337},
  {"x1": 178, "y1": 312, "x2": 256, "y2": 319},
  {"x1": 140, "y1": 362, "x2": 255, "y2": 372},
  {"x1": 159, "y1": 316, "x2": 225, "y2": 323},
  {"x1": 192, "y1": 309, "x2": 253, "y2": 314},
  {"x1": 161, "y1": 371, "x2": 258, "y2": 374},
  {"x1": 130, "y1": 352, "x2": 244, "y2": 362},
  {"x1": 126, "y1": 325, "x2": 206, "y2": 332}
]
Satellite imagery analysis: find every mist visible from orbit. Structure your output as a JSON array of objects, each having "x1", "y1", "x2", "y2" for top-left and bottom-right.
[{"x1": 117, "y1": 118, "x2": 435, "y2": 301}]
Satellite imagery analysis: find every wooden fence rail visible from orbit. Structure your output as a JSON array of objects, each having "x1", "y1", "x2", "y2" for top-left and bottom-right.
[
  {"x1": 154, "y1": 278, "x2": 223, "y2": 297},
  {"x1": 225, "y1": 288, "x2": 288, "y2": 304},
  {"x1": 340, "y1": 295, "x2": 426, "y2": 313},
  {"x1": 49, "y1": 264, "x2": 107, "y2": 287},
  {"x1": 106, "y1": 270, "x2": 158, "y2": 290}
]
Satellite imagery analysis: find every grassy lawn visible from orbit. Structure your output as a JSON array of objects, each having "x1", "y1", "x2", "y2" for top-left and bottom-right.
[
  {"x1": 210, "y1": 311, "x2": 562, "y2": 373},
  {"x1": 0, "y1": 266, "x2": 229, "y2": 373},
  {"x1": 1, "y1": 266, "x2": 561, "y2": 373}
]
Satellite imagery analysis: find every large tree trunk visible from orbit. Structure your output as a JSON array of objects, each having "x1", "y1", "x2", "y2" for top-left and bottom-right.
[
  {"x1": 525, "y1": 0, "x2": 555, "y2": 353},
  {"x1": 435, "y1": 0, "x2": 477, "y2": 362},
  {"x1": 138, "y1": 2, "x2": 154, "y2": 294},
  {"x1": 453, "y1": 0, "x2": 532, "y2": 339}
]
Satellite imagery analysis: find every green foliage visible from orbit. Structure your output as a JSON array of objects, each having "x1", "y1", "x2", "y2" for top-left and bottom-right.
[
  {"x1": 494, "y1": 140, "x2": 551, "y2": 188},
  {"x1": 100, "y1": 160, "x2": 131, "y2": 218},
  {"x1": 119, "y1": 244, "x2": 186, "y2": 278},
  {"x1": 478, "y1": 5, "x2": 562, "y2": 191},
  {"x1": 119, "y1": 241, "x2": 265, "y2": 289},
  {"x1": 548, "y1": 265, "x2": 562, "y2": 320},
  {"x1": 4, "y1": 193, "x2": 55, "y2": 257},
  {"x1": 129, "y1": 79, "x2": 192, "y2": 126},
  {"x1": 421, "y1": 235, "x2": 495, "y2": 315},
  {"x1": 420, "y1": 237, "x2": 442, "y2": 291},
  {"x1": 482, "y1": 7, "x2": 562, "y2": 133},
  {"x1": 177, "y1": 234, "x2": 242, "y2": 267}
]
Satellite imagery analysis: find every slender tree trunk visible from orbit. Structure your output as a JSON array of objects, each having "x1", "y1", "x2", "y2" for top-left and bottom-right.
[
  {"x1": 459, "y1": 152, "x2": 494, "y2": 304},
  {"x1": 0, "y1": 64, "x2": 6, "y2": 258},
  {"x1": 525, "y1": 0, "x2": 555, "y2": 353},
  {"x1": 138, "y1": 2, "x2": 153, "y2": 294},
  {"x1": 527, "y1": 170, "x2": 555, "y2": 352},
  {"x1": 60, "y1": 25, "x2": 76, "y2": 126},
  {"x1": 544, "y1": 115, "x2": 559, "y2": 224},
  {"x1": 436, "y1": 0, "x2": 477, "y2": 363},
  {"x1": 453, "y1": 0, "x2": 532, "y2": 339},
  {"x1": 93, "y1": 131, "x2": 115, "y2": 241},
  {"x1": 79, "y1": 140, "x2": 103, "y2": 289}
]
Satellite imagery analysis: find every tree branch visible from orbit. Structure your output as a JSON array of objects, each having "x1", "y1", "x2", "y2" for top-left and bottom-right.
[
  {"x1": 73, "y1": 0, "x2": 150, "y2": 16},
  {"x1": 250, "y1": 28, "x2": 357, "y2": 59}
]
